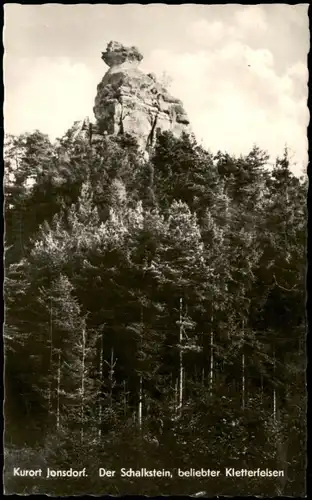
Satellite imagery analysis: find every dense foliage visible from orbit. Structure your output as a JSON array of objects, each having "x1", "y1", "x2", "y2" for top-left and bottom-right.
[{"x1": 4, "y1": 130, "x2": 307, "y2": 495}]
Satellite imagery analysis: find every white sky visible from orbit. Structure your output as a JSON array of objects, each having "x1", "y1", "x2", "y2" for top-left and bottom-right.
[{"x1": 3, "y1": 4, "x2": 309, "y2": 176}]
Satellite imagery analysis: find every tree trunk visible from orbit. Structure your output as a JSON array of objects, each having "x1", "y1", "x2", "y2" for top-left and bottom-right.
[
  {"x1": 174, "y1": 377, "x2": 178, "y2": 410},
  {"x1": 273, "y1": 347, "x2": 277, "y2": 422},
  {"x1": 178, "y1": 298, "x2": 184, "y2": 412},
  {"x1": 98, "y1": 331, "x2": 104, "y2": 441},
  {"x1": 273, "y1": 388, "x2": 277, "y2": 423},
  {"x1": 81, "y1": 328, "x2": 86, "y2": 443},
  {"x1": 109, "y1": 347, "x2": 115, "y2": 410},
  {"x1": 242, "y1": 352, "x2": 245, "y2": 410},
  {"x1": 138, "y1": 305, "x2": 143, "y2": 429},
  {"x1": 56, "y1": 350, "x2": 61, "y2": 430},
  {"x1": 242, "y1": 319, "x2": 245, "y2": 410},
  {"x1": 209, "y1": 319, "x2": 214, "y2": 396},
  {"x1": 179, "y1": 351, "x2": 183, "y2": 410},
  {"x1": 138, "y1": 376, "x2": 143, "y2": 431},
  {"x1": 123, "y1": 380, "x2": 127, "y2": 418},
  {"x1": 48, "y1": 300, "x2": 53, "y2": 416},
  {"x1": 276, "y1": 432, "x2": 289, "y2": 495}
]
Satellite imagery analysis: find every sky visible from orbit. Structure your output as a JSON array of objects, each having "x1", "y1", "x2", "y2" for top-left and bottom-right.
[{"x1": 3, "y1": 3, "x2": 309, "y2": 175}]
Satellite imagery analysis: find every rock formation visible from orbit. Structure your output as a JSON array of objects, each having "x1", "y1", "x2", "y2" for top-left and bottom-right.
[
  {"x1": 93, "y1": 41, "x2": 191, "y2": 149},
  {"x1": 62, "y1": 41, "x2": 191, "y2": 150}
]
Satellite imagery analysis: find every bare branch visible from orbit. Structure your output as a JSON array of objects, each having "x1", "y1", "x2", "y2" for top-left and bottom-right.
[{"x1": 273, "y1": 274, "x2": 298, "y2": 292}]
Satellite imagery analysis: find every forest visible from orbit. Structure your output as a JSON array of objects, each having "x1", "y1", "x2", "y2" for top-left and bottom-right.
[{"x1": 3, "y1": 129, "x2": 307, "y2": 496}]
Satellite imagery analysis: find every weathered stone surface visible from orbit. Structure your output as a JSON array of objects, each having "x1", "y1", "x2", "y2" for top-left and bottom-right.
[
  {"x1": 101, "y1": 40, "x2": 143, "y2": 67},
  {"x1": 93, "y1": 40, "x2": 191, "y2": 149},
  {"x1": 60, "y1": 117, "x2": 106, "y2": 146}
]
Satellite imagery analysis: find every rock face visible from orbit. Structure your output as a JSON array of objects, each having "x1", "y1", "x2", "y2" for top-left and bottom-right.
[
  {"x1": 66, "y1": 117, "x2": 105, "y2": 145},
  {"x1": 93, "y1": 41, "x2": 191, "y2": 149}
]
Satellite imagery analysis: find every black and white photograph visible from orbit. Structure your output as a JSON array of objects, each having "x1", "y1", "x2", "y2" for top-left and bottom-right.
[{"x1": 3, "y1": 3, "x2": 308, "y2": 496}]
